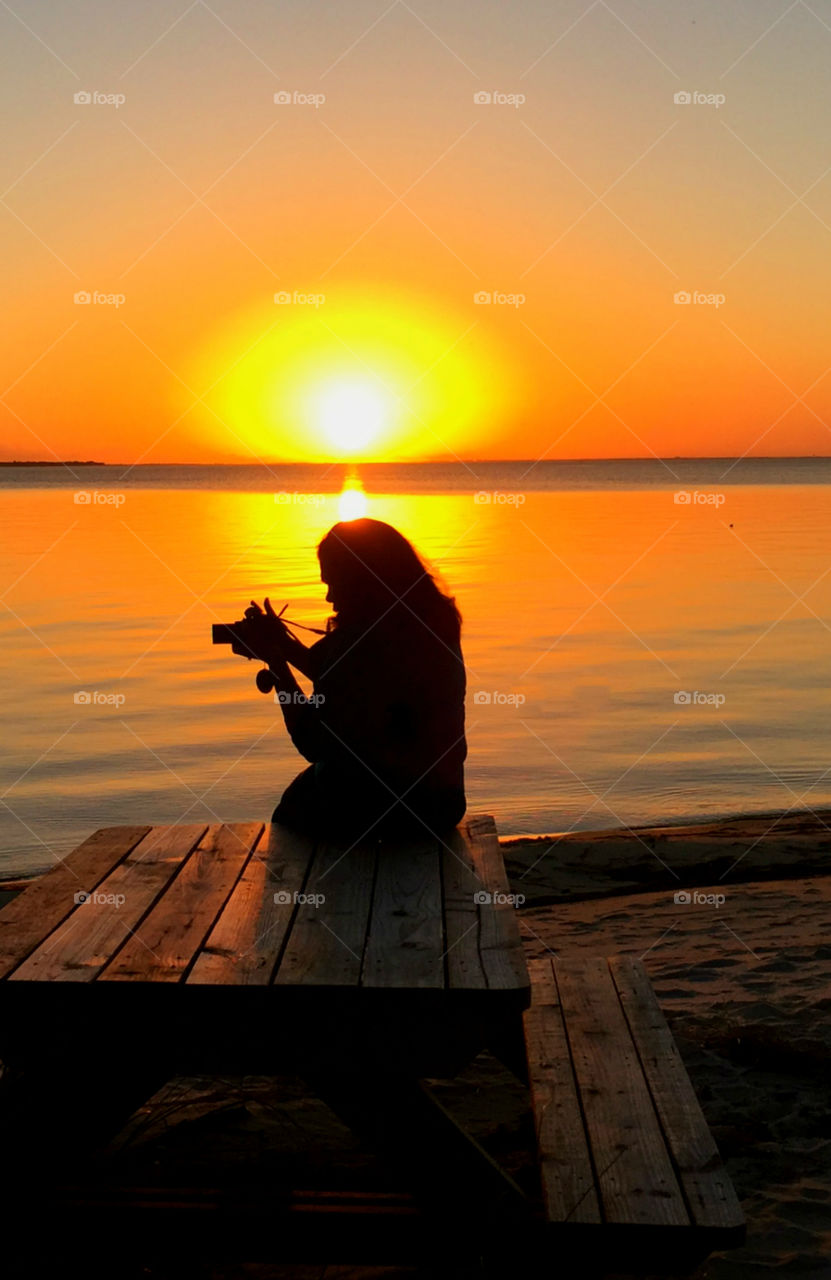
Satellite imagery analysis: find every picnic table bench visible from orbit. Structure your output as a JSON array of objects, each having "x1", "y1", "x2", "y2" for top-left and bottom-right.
[{"x1": 0, "y1": 814, "x2": 744, "y2": 1274}]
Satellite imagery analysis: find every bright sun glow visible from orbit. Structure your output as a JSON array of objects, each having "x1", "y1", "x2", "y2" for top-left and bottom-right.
[
  {"x1": 317, "y1": 381, "x2": 388, "y2": 454},
  {"x1": 187, "y1": 285, "x2": 522, "y2": 462}
]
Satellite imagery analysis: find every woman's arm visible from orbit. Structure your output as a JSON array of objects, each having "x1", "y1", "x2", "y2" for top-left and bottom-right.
[
  {"x1": 265, "y1": 632, "x2": 317, "y2": 680},
  {"x1": 267, "y1": 655, "x2": 327, "y2": 763}
]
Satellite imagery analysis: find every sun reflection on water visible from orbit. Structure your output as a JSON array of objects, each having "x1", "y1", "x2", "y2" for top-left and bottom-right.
[{"x1": 338, "y1": 473, "x2": 368, "y2": 521}]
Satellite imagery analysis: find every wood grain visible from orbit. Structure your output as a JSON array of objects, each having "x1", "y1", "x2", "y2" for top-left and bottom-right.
[{"x1": 99, "y1": 824, "x2": 262, "y2": 982}]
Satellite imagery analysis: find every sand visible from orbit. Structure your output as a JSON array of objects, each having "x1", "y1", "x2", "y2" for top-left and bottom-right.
[
  {"x1": 499, "y1": 807, "x2": 831, "y2": 906},
  {"x1": 500, "y1": 810, "x2": 831, "y2": 1277},
  {"x1": 521, "y1": 875, "x2": 831, "y2": 1279}
]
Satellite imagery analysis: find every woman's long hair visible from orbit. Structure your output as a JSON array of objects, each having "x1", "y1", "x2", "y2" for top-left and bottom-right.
[{"x1": 317, "y1": 519, "x2": 462, "y2": 642}]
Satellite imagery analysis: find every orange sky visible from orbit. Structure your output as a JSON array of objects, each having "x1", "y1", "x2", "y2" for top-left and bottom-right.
[{"x1": 2, "y1": 1, "x2": 831, "y2": 463}]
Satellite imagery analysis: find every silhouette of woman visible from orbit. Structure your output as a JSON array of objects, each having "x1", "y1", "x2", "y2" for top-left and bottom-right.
[{"x1": 243, "y1": 519, "x2": 467, "y2": 843}]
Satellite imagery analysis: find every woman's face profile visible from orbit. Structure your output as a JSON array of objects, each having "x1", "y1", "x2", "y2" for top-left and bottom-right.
[{"x1": 321, "y1": 570, "x2": 338, "y2": 611}]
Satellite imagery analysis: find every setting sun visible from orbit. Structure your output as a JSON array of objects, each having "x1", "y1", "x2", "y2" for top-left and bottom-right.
[
  {"x1": 184, "y1": 286, "x2": 521, "y2": 463},
  {"x1": 316, "y1": 381, "x2": 389, "y2": 455}
]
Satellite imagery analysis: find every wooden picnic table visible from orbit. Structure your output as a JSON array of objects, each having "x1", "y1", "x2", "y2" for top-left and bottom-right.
[
  {"x1": 0, "y1": 813, "x2": 745, "y2": 1273},
  {"x1": 0, "y1": 814, "x2": 532, "y2": 1229}
]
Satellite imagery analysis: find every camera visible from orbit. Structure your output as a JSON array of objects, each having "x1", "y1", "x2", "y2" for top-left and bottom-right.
[
  {"x1": 213, "y1": 618, "x2": 279, "y2": 692},
  {"x1": 212, "y1": 619, "x2": 257, "y2": 658}
]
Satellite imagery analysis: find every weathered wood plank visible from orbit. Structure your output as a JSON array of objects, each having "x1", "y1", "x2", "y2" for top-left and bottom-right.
[
  {"x1": 362, "y1": 834, "x2": 444, "y2": 988},
  {"x1": 0, "y1": 826, "x2": 151, "y2": 979},
  {"x1": 99, "y1": 824, "x2": 263, "y2": 982},
  {"x1": 187, "y1": 823, "x2": 316, "y2": 986},
  {"x1": 9, "y1": 825, "x2": 208, "y2": 982},
  {"x1": 610, "y1": 956, "x2": 745, "y2": 1234},
  {"x1": 442, "y1": 825, "x2": 487, "y2": 990},
  {"x1": 555, "y1": 957, "x2": 690, "y2": 1227},
  {"x1": 523, "y1": 957, "x2": 602, "y2": 1223},
  {"x1": 273, "y1": 838, "x2": 376, "y2": 987},
  {"x1": 465, "y1": 815, "x2": 528, "y2": 991},
  {"x1": 466, "y1": 815, "x2": 512, "y2": 894}
]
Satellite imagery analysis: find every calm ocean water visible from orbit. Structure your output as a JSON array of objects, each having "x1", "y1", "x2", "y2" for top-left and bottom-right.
[{"x1": 2, "y1": 458, "x2": 831, "y2": 878}]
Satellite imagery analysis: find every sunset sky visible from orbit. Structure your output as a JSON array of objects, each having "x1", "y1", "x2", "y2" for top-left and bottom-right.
[{"x1": 2, "y1": 0, "x2": 831, "y2": 463}]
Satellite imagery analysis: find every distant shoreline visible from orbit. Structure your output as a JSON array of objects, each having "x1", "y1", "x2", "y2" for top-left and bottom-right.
[
  {"x1": 2, "y1": 456, "x2": 831, "y2": 468},
  {"x1": 0, "y1": 460, "x2": 106, "y2": 467}
]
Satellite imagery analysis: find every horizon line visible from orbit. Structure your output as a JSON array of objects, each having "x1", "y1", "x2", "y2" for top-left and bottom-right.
[{"x1": 3, "y1": 454, "x2": 831, "y2": 467}]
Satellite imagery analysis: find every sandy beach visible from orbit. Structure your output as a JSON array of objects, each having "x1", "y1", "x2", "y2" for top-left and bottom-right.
[
  {"x1": 3, "y1": 808, "x2": 831, "y2": 1278},
  {"x1": 505, "y1": 810, "x2": 831, "y2": 1276}
]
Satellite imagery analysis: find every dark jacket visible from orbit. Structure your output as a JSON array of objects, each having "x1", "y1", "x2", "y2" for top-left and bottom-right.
[{"x1": 275, "y1": 604, "x2": 467, "y2": 838}]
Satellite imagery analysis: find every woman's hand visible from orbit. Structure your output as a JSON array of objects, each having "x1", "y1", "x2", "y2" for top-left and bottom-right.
[{"x1": 234, "y1": 598, "x2": 308, "y2": 668}]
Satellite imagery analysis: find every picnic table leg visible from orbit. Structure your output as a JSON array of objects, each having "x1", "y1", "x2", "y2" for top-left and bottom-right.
[
  {"x1": 486, "y1": 1012, "x2": 530, "y2": 1084},
  {"x1": 304, "y1": 1066, "x2": 534, "y2": 1229}
]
